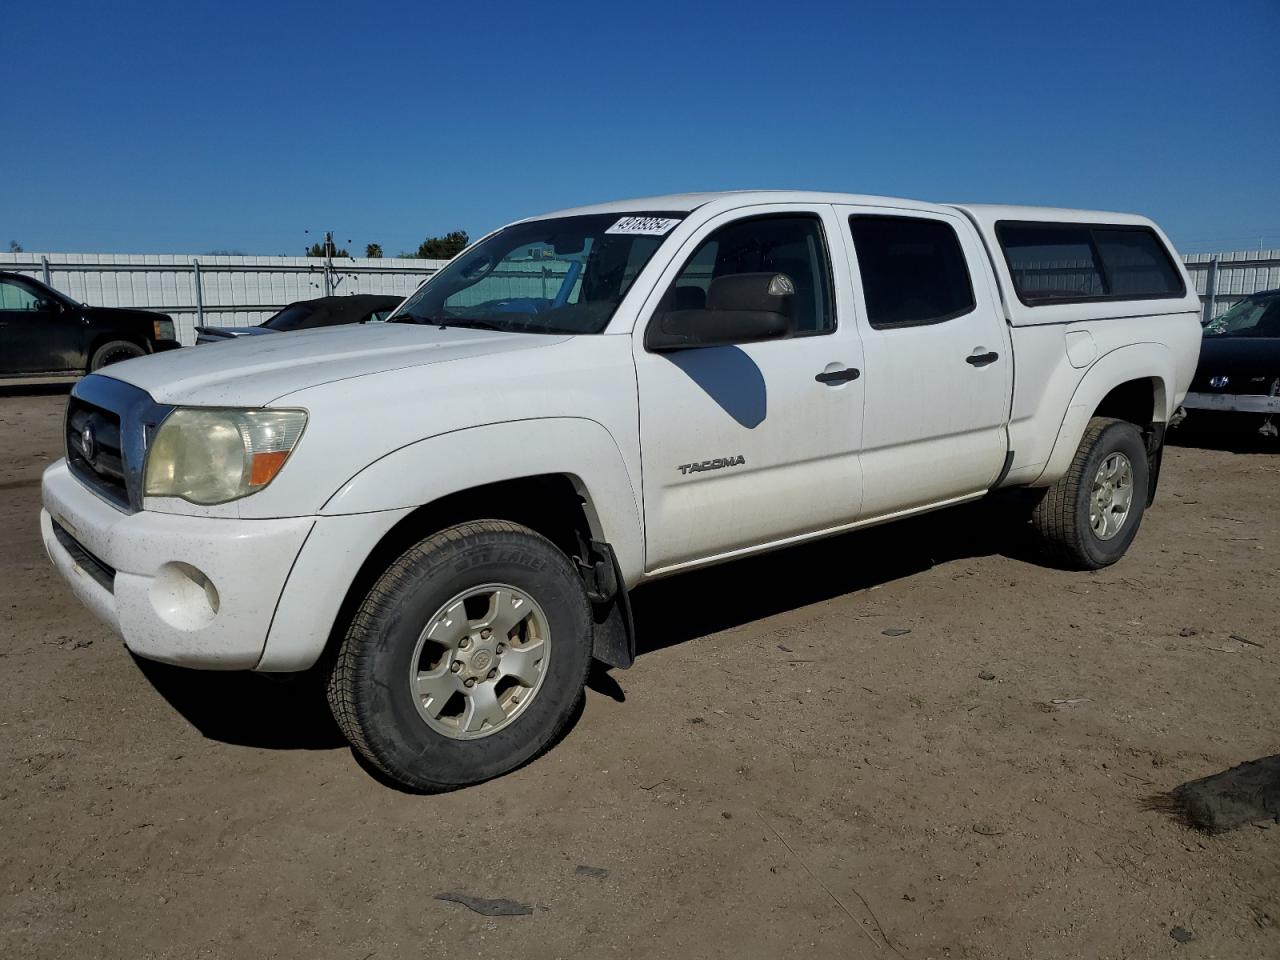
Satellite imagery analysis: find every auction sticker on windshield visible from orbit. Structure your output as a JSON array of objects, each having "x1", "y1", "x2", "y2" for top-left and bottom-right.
[{"x1": 605, "y1": 216, "x2": 682, "y2": 236}]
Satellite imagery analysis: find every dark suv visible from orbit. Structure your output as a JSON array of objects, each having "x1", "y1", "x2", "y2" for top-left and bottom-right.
[{"x1": 0, "y1": 271, "x2": 180, "y2": 377}]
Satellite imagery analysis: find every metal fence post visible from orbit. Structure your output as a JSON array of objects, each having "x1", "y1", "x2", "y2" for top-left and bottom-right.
[
  {"x1": 41, "y1": 256, "x2": 51, "y2": 287},
  {"x1": 193, "y1": 259, "x2": 204, "y2": 326},
  {"x1": 1201, "y1": 257, "x2": 1218, "y2": 324}
]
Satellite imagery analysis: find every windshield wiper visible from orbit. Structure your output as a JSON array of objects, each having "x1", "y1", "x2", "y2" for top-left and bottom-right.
[
  {"x1": 436, "y1": 317, "x2": 507, "y2": 332},
  {"x1": 390, "y1": 313, "x2": 509, "y2": 332}
]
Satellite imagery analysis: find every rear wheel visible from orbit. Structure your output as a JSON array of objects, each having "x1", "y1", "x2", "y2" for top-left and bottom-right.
[
  {"x1": 1031, "y1": 417, "x2": 1149, "y2": 570},
  {"x1": 89, "y1": 340, "x2": 145, "y2": 371},
  {"x1": 326, "y1": 520, "x2": 592, "y2": 792}
]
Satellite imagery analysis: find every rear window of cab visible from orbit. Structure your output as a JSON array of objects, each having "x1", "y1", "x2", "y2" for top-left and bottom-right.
[{"x1": 996, "y1": 221, "x2": 1185, "y2": 306}]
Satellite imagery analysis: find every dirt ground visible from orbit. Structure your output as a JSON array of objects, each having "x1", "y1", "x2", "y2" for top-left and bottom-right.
[{"x1": 1, "y1": 385, "x2": 1276, "y2": 960}]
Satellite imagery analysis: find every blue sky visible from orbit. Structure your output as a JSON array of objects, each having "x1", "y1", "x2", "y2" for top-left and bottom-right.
[{"x1": 4, "y1": 0, "x2": 1278, "y2": 256}]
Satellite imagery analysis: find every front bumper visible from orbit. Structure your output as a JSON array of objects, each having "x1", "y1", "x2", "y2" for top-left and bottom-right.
[
  {"x1": 1182, "y1": 391, "x2": 1280, "y2": 414},
  {"x1": 41, "y1": 459, "x2": 313, "y2": 669}
]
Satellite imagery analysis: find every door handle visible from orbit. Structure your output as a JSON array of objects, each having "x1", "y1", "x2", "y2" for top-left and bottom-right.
[
  {"x1": 815, "y1": 367, "x2": 860, "y2": 385},
  {"x1": 966, "y1": 351, "x2": 999, "y2": 367}
]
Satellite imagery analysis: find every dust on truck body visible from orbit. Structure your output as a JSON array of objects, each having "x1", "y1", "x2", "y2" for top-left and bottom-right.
[{"x1": 41, "y1": 191, "x2": 1202, "y2": 790}]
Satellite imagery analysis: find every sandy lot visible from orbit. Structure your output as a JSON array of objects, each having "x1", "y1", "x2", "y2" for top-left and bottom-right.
[{"x1": 1, "y1": 385, "x2": 1276, "y2": 960}]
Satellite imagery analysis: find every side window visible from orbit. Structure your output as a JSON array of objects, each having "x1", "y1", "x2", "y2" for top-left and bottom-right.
[
  {"x1": 848, "y1": 216, "x2": 976, "y2": 329},
  {"x1": 1091, "y1": 228, "x2": 1184, "y2": 298},
  {"x1": 0, "y1": 279, "x2": 43, "y2": 311},
  {"x1": 660, "y1": 215, "x2": 835, "y2": 335},
  {"x1": 997, "y1": 222, "x2": 1185, "y2": 304},
  {"x1": 997, "y1": 225, "x2": 1105, "y2": 301}
]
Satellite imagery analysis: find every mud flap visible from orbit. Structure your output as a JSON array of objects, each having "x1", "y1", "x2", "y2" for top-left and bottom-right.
[
  {"x1": 1146, "y1": 423, "x2": 1166, "y2": 506},
  {"x1": 577, "y1": 540, "x2": 635, "y2": 669}
]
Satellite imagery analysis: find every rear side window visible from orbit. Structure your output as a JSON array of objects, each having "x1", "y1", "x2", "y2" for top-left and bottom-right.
[
  {"x1": 848, "y1": 216, "x2": 976, "y2": 329},
  {"x1": 997, "y1": 222, "x2": 1184, "y2": 305}
]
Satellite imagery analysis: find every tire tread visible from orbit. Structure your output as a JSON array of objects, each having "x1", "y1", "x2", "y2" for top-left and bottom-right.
[{"x1": 325, "y1": 519, "x2": 590, "y2": 792}]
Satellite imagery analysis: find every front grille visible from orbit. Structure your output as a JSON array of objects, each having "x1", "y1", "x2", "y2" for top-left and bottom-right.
[
  {"x1": 66, "y1": 396, "x2": 130, "y2": 510},
  {"x1": 51, "y1": 519, "x2": 116, "y2": 592}
]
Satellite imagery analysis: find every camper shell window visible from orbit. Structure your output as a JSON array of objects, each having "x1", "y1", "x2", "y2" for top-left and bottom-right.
[{"x1": 997, "y1": 221, "x2": 1185, "y2": 306}]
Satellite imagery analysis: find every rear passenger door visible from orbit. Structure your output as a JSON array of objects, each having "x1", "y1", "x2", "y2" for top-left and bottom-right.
[{"x1": 835, "y1": 207, "x2": 1012, "y2": 517}]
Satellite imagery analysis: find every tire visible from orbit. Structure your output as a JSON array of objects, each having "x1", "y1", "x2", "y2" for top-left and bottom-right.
[
  {"x1": 89, "y1": 340, "x2": 146, "y2": 371},
  {"x1": 1031, "y1": 417, "x2": 1149, "y2": 570},
  {"x1": 326, "y1": 520, "x2": 593, "y2": 792}
]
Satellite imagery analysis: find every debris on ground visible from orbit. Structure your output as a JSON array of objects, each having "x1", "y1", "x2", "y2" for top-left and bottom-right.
[
  {"x1": 1169, "y1": 926, "x2": 1195, "y2": 943},
  {"x1": 574, "y1": 865, "x2": 609, "y2": 879},
  {"x1": 881, "y1": 628, "x2": 912, "y2": 637},
  {"x1": 1148, "y1": 754, "x2": 1280, "y2": 834},
  {"x1": 978, "y1": 670, "x2": 996, "y2": 681},
  {"x1": 434, "y1": 892, "x2": 533, "y2": 916}
]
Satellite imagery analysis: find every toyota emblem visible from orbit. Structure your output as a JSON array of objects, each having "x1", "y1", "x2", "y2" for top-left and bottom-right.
[{"x1": 81, "y1": 423, "x2": 97, "y2": 462}]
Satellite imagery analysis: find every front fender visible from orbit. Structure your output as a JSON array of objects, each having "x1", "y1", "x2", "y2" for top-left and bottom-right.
[
  {"x1": 320, "y1": 417, "x2": 644, "y2": 584},
  {"x1": 1035, "y1": 343, "x2": 1174, "y2": 486}
]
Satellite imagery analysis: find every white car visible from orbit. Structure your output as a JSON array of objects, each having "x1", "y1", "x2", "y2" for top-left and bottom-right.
[{"x1": 40, "y1": 191, "x2": 1202, "y2": 790}]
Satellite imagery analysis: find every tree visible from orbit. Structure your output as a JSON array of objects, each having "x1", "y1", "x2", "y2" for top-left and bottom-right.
[
  {"x1": 305, "y1": 241, "x2": 349, "y2": 258},
  {"x1": 8, "y1": 241, "x2": 23, "y2": 253},
  {"x1": 403, "y1": 231, "x2": 469, "y2": 259},
  {"x1": 365, "y1": 243, "x2": 383, "y2": 258}
]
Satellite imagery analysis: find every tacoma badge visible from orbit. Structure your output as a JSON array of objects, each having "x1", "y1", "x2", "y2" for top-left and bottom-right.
[{"x1": 678, "y1": 455, "x2": 746, "y2": 475}]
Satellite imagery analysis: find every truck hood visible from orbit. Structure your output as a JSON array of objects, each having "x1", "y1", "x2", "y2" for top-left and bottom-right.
[
  {"x1": 100, "y1": 322, "x2": 570, "y2": 406},
  {"x1": 82, "y1": 305, "x2": 172, "y2": 321}
]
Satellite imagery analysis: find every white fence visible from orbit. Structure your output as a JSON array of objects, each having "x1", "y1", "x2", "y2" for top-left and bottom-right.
[
  {"x1": 1181, "y1": 250, "x2": 1280, "y2": 321},
  {"x1": 4, "y1": 245, "x2": 1277, "y2": 345},
  {"x1": 0, "y1": 252, "x2": 447, "y2": 345}
]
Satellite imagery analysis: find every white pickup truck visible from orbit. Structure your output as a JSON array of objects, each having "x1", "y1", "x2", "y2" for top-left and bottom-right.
[{"x1": 41, "y1": 191, "x2": 1202, "y2": 791}]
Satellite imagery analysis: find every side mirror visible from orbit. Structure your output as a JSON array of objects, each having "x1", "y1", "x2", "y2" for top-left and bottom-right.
[
  {"x1": 646, "y1": 272, "x2": 793, "y2": 352},
  {"x1": 33, "y1": 297, "x2": 62, "y2": 313}
]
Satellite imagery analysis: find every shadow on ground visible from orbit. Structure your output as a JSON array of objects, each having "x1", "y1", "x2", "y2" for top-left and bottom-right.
[
  {"x1": 135, "y1": 498, "x2": 1037, "y2": 753},
  {"x1": 134, "y1": 657, "x2": 346, "y2": 750},
  {"x1": 0, "y1": 381, "x2": 73, "y2": 398},
  {"x1": 1169, "y1": 417, "x2": 1278, "y2": 454},
  {"x1": 629, "y1": 497, "x2": 1038, "y2": 657}
]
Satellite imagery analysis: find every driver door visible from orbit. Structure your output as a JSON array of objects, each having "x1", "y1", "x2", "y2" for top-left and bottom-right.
[
  {"x1": 632, "y1": 205, "x2": 866, "y2": 574},
  {"x1": 0, "y1": 277, "x2": 80, "y2": 374}
]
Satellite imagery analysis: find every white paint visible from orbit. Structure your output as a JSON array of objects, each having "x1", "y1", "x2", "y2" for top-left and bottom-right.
[{"x1": 40, "y1": 190, "x2": 1202, "y2": 672}]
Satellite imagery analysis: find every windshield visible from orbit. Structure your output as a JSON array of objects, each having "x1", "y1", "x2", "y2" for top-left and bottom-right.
[
  {"x1": 389, "y1": 212, "x2": 684, "y2": 334},
  {"x1": 1203, "y1": 294, "x2": 1280, "y2": 338},
  {"x1": 263, "y1": 304, "x2": 315, "y2": 331}
]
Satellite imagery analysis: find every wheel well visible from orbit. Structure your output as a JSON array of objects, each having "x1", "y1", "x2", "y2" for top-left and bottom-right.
[
  {"x1": 382, "y1": 474, "x2": 595, "y2": 562},
  {"x1": 1092, "y1": 377, "x2": 1169, "y2": 505},
  {"x1": 1093, "y1": 377, "x2": 1162, "y2": 430},
  {"x1": 316, "y1": 475, "x2": 599, "y2": 671}
]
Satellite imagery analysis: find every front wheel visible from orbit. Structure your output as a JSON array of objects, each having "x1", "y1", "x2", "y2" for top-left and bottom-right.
[
  {"x1": 326, "y1": 520, "x2": 593, "y2": 792},
  {"x1": 89, "y1": 340, "x2": 146, "y2": 371},
  {"x1": 1031, "y1": 417, "x2": 1150, "y2": 570}
]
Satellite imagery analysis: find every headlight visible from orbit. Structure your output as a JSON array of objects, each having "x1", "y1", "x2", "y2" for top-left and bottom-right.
[
  {"x1": 144, "y1": 408, "x2": 307, "y2": 505},
  {"x1": 153, "y1": 317, "x2": 176, "y2": 340}
]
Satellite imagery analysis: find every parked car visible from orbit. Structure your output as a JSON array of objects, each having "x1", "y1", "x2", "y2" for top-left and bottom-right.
[
  {"x1": 40, "y1": 191, "x2": 1201, "y2": 792},
  {"x1": 0, "y1": 271, "x2": 179, "y2": 377},
  {"x1": 194, "y1": 294, "x2": 402, "y2": 344},
  {"x1": 1181, "y1": 289, "x2": 1280, "y2": 436}
]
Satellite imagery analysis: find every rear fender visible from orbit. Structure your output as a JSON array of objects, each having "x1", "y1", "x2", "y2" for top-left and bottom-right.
[{"x1": 1036, "y1": 343, "x2": 1174, "y2": 487}]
